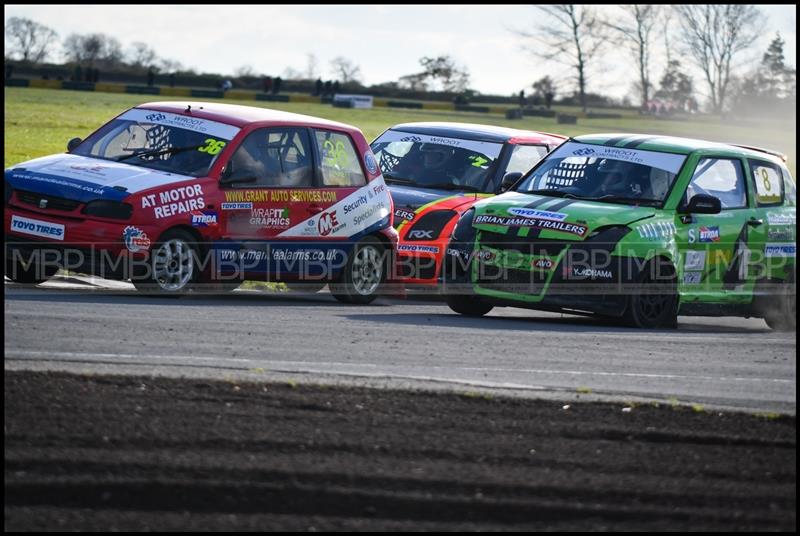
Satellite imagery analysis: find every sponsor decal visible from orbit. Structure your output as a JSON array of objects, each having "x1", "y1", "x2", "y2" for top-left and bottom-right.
[
  {"x1": 223, "y1": 189, "x2": 337, "y2": 204},
  {"x1": 10, "y1": 215, "x2": 65, "y2": 241},
  {"x1": 408, "y1": 229, "x2": 434, "y2": 239},
  {"x1": 476, "y1": 249, "x2": 495, "y2": 261},
  {"x1": 394, "y1": 208, "x2": 416, "y2": 222},
  {"x1": 568, "y1": 266, "x2": 613, "y2": 280},
  {"x1": 764, "y1": 243, "x2": 796, "y2": 258},
  {"x1": 190, "y1": 210, "x2": 218, "y2": 227},
  {"x1": 364, "y1": 152, "x2": 379, "y2": 175},
  {"x1": 374, "y1": 130, "x2": 503, "y2": 160},
  {"x1": 278, "y1": 176, "x2": 391, "y2": 238},
  {"x1": 353, "y1": 200, "x2": 387, "y2": 227},
  {"x1": 343, "y1": 194, "x2": 369, "y2": 214},
  {"x1": 122, "y1": 226, "x2": 150, "y2": 252},
  {"x1": 250, "y1": 207, "x2": 291, "y2": 228},
  {"x1": 549, "y1": 141, "x2": 687, "y2": 175},
  {"x1": 120, "y1": 109, "x2": 240, "y2": 140},
  {"x1": 767, "y1": 213, "x2": 796, "y2": 226},
  {"x1": 684, "y1": 250, "x2": 706, "y2": 271},
  {"x1": 398, "y1": 244, "x2": 440, "y2": 254},
  {"x1": 473, "y1": 214, "x2": 587, "y2": 237},
  {"x1": 221, "y1": 202, "x2": 253, "y2": 210},
  {"x1": 271, "y1": 248, "x2": 339, "y2": 262},
  {"x1": 507, "y1": 207, "x2": 567, "y2": 221},
  {"x1": 639, "y1": 222, "x2": 676, "y2": 241},
  {"x1": 532, "y1": 258, "x2": 553, "y2": 270},
  {"x1": 683, "y1": 272, "x2": 702, "y2": 285},
  {"x1": 698, "y1": 226, "x2": 721, "y2": 243},
  {"x1": 768, "y1": 228, "x2": 794, "y2": 241},
  {"x1": 317, "y1": 210, "x2": 344, "y2": 236},
  {"x1": 140, "y1": 184, "x2": 205, "y2": 219}
]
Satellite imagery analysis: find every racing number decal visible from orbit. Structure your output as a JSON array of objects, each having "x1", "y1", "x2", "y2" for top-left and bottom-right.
[
  {"x1": 322, "y1": 140, "x2": 350, "y2": 168},
  {"x1": 198, "y1": 138, "x2": 227, "y2": 155},
  {"x1": 759, "y1": 168, "x2": 772, "y2": 193},
  {"x1": 468, "y1": 155, "x2": 489, "y2": 168}
]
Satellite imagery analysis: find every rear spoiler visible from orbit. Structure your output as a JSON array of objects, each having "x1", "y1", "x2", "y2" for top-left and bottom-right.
[{"x1": 732, "y1": 144, "x2": 788, "y2": 162}]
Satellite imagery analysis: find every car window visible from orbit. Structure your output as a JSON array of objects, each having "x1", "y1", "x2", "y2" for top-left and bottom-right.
[
  {"x1": 686, "y1": 158, "x2": 746, "y2": 209},
  {"x1": 749, "y1": 160, "x2": 784, "y2": 206},
  {"x1": 314, "y1": 130, "x2": 366, "y2": 187},
  {"x1": 782, "y1": 168, "x2": 796, "y2": 207},
  {"x1": 505, "y1": 145, "x2": 549, "y2": 175},
  {"x1": 226, "y1": 128, "x2": 313, "y2": 188}
]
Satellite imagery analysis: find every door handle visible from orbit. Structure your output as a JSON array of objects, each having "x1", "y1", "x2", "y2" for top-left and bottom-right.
[
  {"x1": 747, "y1": 218, "x2": 763, "y2": 227},
  {"x1": 307, "y1": 205, "x2": 323, "y2": 214}
]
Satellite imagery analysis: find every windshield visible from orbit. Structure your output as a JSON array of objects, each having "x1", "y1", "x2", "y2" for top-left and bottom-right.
[
  {"x1": 71, "y1": 108, "x2": 241, "y2": 177},
  {"x1": 370, "y1": 129, "x2": 503, "y2": 192},
  {"x1": 516, "y1": 141, "x2": 687, "y2": 205}
]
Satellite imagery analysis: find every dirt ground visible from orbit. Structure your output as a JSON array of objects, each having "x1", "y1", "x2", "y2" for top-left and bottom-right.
[{"x1": 4, "y1": 370, "x2": 796, "y2": 531}]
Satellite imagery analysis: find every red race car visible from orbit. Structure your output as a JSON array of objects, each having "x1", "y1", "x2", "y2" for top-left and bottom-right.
[
  {"x1": 5, "y1": 101, "x2": 397, "y2": 303},
  {"x1": 370, "y1": 122, "x2": 565, "y2": 288}
]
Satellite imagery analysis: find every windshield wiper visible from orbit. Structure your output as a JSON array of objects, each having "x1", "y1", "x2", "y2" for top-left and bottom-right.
[
  {"x1": 115, "y1": 144, "x2": 203, "y2": 162},
  {"x1": 523, "y1": 189, "x2": 572, "y2": 198},
  {"x1": 382, "y1": 173, "x2": 414, "y2": 185}
]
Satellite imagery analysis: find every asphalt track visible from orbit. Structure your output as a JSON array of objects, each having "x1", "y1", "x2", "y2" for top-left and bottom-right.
[{"x1": 4, "y1": 274, "x2": 796, "y2": 414}]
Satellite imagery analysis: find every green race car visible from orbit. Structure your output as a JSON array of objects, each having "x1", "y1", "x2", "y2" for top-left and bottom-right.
[{"x1": 442, "y1": 134, "x2": 796, "y2": 329}]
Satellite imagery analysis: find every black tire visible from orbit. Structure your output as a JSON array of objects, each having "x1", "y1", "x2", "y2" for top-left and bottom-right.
[
  {"x1": 132, "y1": 228, "x2": 199, "y2": 295},
  {"x1": 762, "y1": 276, "x2": 796, "y2": 332},
  {"x1": 446, "y1": 294, "x2": 494, "y2": 317},
  {"x1": 330, "y1": 236, "x2": 385, "y2": 305},
  {"x1": 5, "y1": 253, "x2": 59, "y2": 285},
  {"x1": 284, "y1": 281, "x2": 327, "y2": 293},
  {"x1": 622, "y1": 258, "x2": 678, "y2": 329}
]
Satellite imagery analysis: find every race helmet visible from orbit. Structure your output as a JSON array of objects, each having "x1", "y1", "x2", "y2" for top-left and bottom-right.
[{"x1": 419, "y1": 143, "x2": 454, "y2": 170}]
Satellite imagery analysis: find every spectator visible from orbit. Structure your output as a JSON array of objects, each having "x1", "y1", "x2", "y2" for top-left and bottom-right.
[
  {"x1": 333, "y1": 80, "x2": 340, "y2": 95},
  {"x1": 147, "y1": 68, "x2": 155, "y2": 87},
  {"x1": 169, "y1": 73, "x2": 175, "y2": 88},
  {"x1": 263, "y1": 76, "x2": 272, "y2": 93},
  {"x1": 314, "y1": 78, "x2": 323, "y2": 96},
  {"x1": 222, "y1": 79, "x2": 233, "y2": 92},
  {"x1": 519, "y1": 89, "x2": 526, "y2": 108},
  {"x1": 272, "y1": 76, "x2": 282, "y2": 95},
  {"x1": 324, "y1": 80, "x2": 332, "y2": 97}
]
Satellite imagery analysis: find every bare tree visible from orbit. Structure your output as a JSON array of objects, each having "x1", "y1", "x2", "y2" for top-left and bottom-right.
[
  {"x1": 63, "y1": 33, "x2": 123, "y2": 68},
  {"x1": 532, "y1": 75, "x2": 557, "y2": 108},
  {"x1": 127, "y1": 42, "x2": 158, "y2": 69},
  {"x1": 605, "y1": 5, "x2": 661, "y2": 109},
  {"x1": 159, "y1": 58, "x2": 184, "y2": 74},
  {"x1": 234, "y1": 64, "x2": 256, "y2": 78},
  {"x1": 4, "y1": 17, "x2": 58, "y2": 63},
  {"x1": 517, "y1": 5, "x2": 607, "y2": 112},
  {"x1": 674, "y1": 4, "x2": 766, "y2": 113},
  {"x1": 329, "y1": 56, "x2": 362, "y2": 84},
  {"x1": 419, "y1": 55, "x2": 470, "y2": 92}
]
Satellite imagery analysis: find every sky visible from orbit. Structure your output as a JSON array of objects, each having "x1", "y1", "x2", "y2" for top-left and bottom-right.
[{"x1": 4, "y1": 4, "x2": 797, "y2": 101}]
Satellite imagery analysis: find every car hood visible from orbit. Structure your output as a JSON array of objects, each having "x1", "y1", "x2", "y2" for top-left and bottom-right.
[
  {"x1": 4, "y1": 153, "x2": 200, "y2": 203},
  {"x1": 389, "y1": 183, "x2": 484, "y2": 212},
  {"x1": 472, "y1": 191, "x2": 656, "y2": 240}
]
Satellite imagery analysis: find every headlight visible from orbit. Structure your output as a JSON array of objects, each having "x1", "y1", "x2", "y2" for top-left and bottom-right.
[
  {"x1": 406, "y1": 209, "x2": 457, "y2": 240},
  {"x1": 82, "y1": 200, "x2": 133, "y2": 220}
]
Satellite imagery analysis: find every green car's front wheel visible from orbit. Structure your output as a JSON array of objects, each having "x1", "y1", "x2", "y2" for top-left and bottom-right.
[
  {"x1": 446, "y1": 294, "x2": 494, "y2": 317},
  {"x1": 622, "y1": 259, "x2": 678, "y2": 329}
]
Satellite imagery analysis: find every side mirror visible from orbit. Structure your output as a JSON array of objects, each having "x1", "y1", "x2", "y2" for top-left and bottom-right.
[
  {"x1": 499, "y1": 172, "x2": 523, "y2": 193},
  {"x1": 67, "y1": 137, "x2": 82, "y2": 152},
  {"x1": 681, "y1": 194, "x2": 722, "y2": 215},
  {"x1": 219, "y1": 164, "x2": 258, "y2": 185}
]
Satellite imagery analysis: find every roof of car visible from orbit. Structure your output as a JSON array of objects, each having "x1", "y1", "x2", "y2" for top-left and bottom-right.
[
  {"x1": 134, "y1": 101, "x2": 358, "y2": 131},
  {"x1": 574, "y1": 133, "x2": 786, "y2": 164},
  {"x1": 385, "y1": 122, "x2": 566, "y2": 145}
]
